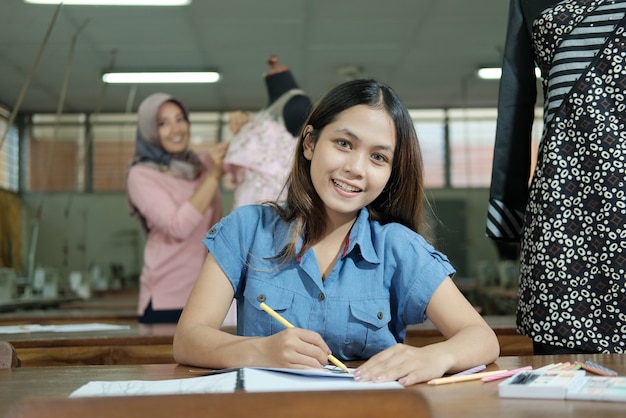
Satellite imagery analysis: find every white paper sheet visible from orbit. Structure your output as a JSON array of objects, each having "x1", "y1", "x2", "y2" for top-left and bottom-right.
[
  {"x1": 0, "y1": 323, "x2": 131, "y2": 334},
  {"x1": 70, "y1": 371, "x2": 238, "y2": 397},
  {"x1": 243, "y1": 367, "x2": 404, "y2": 392},
  {"x1": 69, "y1": 367, "x2": 403, "y2": 397}
]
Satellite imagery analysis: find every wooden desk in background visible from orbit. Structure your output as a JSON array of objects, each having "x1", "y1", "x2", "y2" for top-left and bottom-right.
[
  {"x1": 2, "y1": 319, "x2": 530, "y2": 368},
  {"x1": 0, "y1": 289, "x2": 167, "y2": 367},
  {"x1": 1, "y1": 290, "x2": 531, "y2": 366},
  {"x1": 2, "y1": 354, "x2": 625, "y2": 418},
  {"x1": 1, "y1": 315, "x2": 530, "y2": 367},
  {"x1": 0, "y1": 289, "x2": 139, "y2": 326},
  {"x1": 2, "y1": 323, "x2": 178, "y2": 367}
]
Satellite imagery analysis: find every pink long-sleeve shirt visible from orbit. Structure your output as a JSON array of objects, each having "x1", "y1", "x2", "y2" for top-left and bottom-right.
[{"x1": 127, "y1": 154, "x2": 223, "y2": 315}]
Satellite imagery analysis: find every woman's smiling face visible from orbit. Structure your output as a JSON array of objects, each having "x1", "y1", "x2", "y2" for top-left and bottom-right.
[
  {"x1": 157, "y1": 101, "x2": 190, "y2": 154},
  {"x1": 303, "y1": 104, "x2": 396, "y2": 224}
]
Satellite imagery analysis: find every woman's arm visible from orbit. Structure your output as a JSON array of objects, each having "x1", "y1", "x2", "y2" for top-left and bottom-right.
[
  {"x1": 173, "y1": 254, "x2": 332, "y2": 370},
  {"x1": 188, "y1": 142, "x2": 229, "y2": 214},
  {"x1": 127, "y1": 144, "x2": 227, "y2": 240},
  {"x1": 353, "y1": 277, "x2": 499, "y2": 385},
  {"x1": 487, "y1": 0, "x2": 538, "y2": 240}
]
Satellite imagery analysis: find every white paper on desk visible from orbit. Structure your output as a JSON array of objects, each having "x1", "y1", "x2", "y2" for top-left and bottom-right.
[
  {"x1": 69, "y1": 367, "x2": 403, "y2": 397},
  {"x1": 253, "y1": 365, "x2": 355, "y2": 378},
  {"x1": 0, "y1": 323, "x2": 131, "y2": 334},
  {"x1": 69, "y1": 372, "x2": 239, "y2": 397},
  {"x1": 244, "y1": 367, "x2": 404, "y2": 392}
]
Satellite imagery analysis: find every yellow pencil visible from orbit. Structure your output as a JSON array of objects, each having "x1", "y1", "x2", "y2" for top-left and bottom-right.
[{"x1": 259, "y1": 302, "x2": 351, "y2": 374}]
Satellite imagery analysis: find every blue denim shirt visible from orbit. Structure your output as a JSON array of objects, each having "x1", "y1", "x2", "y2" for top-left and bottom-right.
[{"x1": 203, "y1": 205, "x2": 455, "y2": 360}]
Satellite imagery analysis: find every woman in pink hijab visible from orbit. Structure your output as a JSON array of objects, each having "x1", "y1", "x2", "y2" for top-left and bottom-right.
[{"x1": 127, "y1": 93, "x2": 228, "y2": 324}]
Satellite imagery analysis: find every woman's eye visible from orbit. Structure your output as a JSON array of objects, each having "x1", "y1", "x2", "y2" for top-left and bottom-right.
[
  {"x1": 372, "y1": 153, "x2": 388, "y2": 163},
  {"x1": 336, "y1": 139, "x2": 350, "y2": 148}
]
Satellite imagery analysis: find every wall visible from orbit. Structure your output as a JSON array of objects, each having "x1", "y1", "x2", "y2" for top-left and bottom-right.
[
  {"x1": 20, "y1": 193, "x2": 146, "y2": 286},
  {"x1": 428, "y1": 188, "x2": 499, "y2": 278},
  {"x1": 18, "y1": 188, "x2": 498, "y2": 285}
]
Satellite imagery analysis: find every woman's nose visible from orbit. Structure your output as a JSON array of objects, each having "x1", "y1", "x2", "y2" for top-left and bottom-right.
[
  {"x1": 344, "y1": 153, "x2": 365, "y2": 175},
  {"x1": 171, "y1": 122, "x2": 184, "y2": 134}
]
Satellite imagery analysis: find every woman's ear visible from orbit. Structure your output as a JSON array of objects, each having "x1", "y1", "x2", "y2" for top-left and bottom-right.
[{"x1": 302, "y1": 125, "x2": 315, "y2": 160}]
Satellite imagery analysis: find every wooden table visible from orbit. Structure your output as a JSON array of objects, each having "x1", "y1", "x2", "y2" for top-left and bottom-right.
[
  {"x1": 1, "y1": 315, "x2": 531, "y2": 367},
  {"x1": 0, "y1": 286, "x2": 532, "y2": 366},
  {"x1": 0, "y1": 296, "x2": 81, "y2": 314},
  {"x1": 0, "y1": 289, "x2": 139, "y2": 325},
  {"x1": 0, "y1": 289, "x2": 168, "y2": 367},
  {"x1": 2, "y1": 323, "x2": 178, "y2": 367},
  {"x1": 1, "y1": 354, "x2": 624, "y2": 418}
]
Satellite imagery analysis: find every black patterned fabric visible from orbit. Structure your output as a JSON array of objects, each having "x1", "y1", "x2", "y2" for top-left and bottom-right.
[{"x1": 489, "y1": 0, "x2": 626, "y2": 353}]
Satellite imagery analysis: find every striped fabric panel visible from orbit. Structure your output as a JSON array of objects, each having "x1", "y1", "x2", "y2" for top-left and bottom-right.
[
  {"x1": 486, "y1": 199, "x2": 525, "y2": 240},
  {"x1": 544, "y1": 1, "x2": 626, "y2": 125}
]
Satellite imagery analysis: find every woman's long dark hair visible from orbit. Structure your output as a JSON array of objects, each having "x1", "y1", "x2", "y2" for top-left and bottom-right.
[{"x1": 268, "y1": 79, "x2": 427, "y2": 260}]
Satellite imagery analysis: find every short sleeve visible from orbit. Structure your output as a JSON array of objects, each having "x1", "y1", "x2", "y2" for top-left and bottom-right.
[
  {"x1": 202, "y1": 205, "x2": 278, "y2": 295},
  {"x1": 387, "y1": 227, "x2": 455, "y2": 327}
]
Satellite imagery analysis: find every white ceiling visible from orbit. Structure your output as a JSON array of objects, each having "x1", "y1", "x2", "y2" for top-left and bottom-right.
[{"x1": 0, "y1": 0, "x2": 513, "y2": 115}]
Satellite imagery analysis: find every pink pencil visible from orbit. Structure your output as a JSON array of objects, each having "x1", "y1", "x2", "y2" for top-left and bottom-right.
[{"x1": 481, "y1": 365, "x2": 533, "y2": 382}]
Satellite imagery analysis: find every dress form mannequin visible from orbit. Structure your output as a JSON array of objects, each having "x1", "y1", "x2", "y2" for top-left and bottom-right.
[
  {"x1": 488, "y1": 0, "x2": 626, "y2": 355},
  {"x1": 221, "y1": 57, "x2": 311, "y2": 328},
  {"x1": 263, "y1": 55, "x2": 312, "y2": 136}
]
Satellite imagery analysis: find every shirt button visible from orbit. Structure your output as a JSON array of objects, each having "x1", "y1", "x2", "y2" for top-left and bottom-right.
[
  {"x1": 377, "y1": 312, "x2": 383, "y2": 320},
  {"x1": 257, "y1": 294, "x2": 266, "y2": 303},
  {"x1": 208, "y1": 228, "x2": 217, "y2": 234},
  {"x1": 318, "y1": 293, "x2": 325, "y2": 301}
]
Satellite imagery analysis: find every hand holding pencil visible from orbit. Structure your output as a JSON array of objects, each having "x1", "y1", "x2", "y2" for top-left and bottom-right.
[{"x1": 260, "y1": 302, "x2": 351, "y2": 373}]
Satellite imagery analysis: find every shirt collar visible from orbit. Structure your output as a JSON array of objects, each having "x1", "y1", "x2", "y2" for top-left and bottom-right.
[
  {"x1": 294, "y1": 207, "x2": 379, "y2": 264},
  {"x1": 344, "y1": 207, "x2": 379, "y2": 264}
]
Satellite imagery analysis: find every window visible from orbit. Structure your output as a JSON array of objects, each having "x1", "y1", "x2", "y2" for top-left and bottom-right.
[
  {"x1": 0, "y1": 108, "x2": 19, "y2": 192},
  {"x1": 448, "y1": 109, "x2": 498, "y2": 188},
  {"x1": 412, "y1": 110, "x2": 446, "y2": 188},
  {"x1": 26, "y1": 114, "x2": 85, "y2": 192},
  {"x1": 21, "y1": 108, "x2": 543, "y2": 192},
  {"x1": 91, "y1": 114, "x2": 136, "y2": 191}
]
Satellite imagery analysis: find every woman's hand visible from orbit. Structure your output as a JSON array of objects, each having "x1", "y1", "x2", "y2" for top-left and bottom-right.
[
  {"x1": 207, "y1": 142, "x2": 229, "y2": 179},
  {"x1": 354, "y1": 278, "x2": 499, "y2": 386},
  {"x1": 256, "y1": 328, "x2": 332, "y2": 370},
  {"x1": 188, "y1": 142, "x2": 229, "y2": 213},
  {"x1": 353, "y1": 344, "x2": 449, "y2": 386}
]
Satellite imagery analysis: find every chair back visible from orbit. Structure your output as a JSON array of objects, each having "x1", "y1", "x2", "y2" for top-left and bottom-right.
[{"x1": 0, "y1": 341, "x2": 20, "y2": 368}]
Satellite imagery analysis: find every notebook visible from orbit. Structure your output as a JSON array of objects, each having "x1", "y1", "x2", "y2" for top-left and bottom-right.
[{"x1": 69, "y1": 366, "x2": 403, "y2": 397}]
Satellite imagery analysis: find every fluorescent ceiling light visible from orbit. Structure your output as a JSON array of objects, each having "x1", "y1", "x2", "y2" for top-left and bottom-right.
[
  {"x1": 477, "y1": 68, "x2": 502, "y2": 80},
  {"x1": 25, "y1": 0, "x2": 191, "y2": 6},
  {"x1": 102, "y1": 72, "x2": 220, "y2": 84},
  {"x1": 477, "y1": 67, "x2": 542, "y2": 80}
]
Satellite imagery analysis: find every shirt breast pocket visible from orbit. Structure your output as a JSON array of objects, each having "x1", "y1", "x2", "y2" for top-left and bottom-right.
[
  {"x1": 242, "y1": 283, "x2": 296, "y2": 336},
  {"x1": 345, "y1": 299, "x2": 393, "y2": 358}
]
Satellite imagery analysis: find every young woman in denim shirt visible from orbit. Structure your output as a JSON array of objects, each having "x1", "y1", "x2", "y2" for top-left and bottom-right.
[{"x1": 174, "y1": 79, "x2": 499, "y2": 385}]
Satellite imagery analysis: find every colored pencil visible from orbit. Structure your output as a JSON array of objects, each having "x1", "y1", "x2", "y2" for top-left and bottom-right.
[
  {"x1": 452, "y1": 364, "x2": 486, "y2": 376},
  {"x1": 427, "y1": 370, "x2": 508, "y2": 385},
  {"x1": 481, "y1": 365, "x2": 533, "y2": 382}
]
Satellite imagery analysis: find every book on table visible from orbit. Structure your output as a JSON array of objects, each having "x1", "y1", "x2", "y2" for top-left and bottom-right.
[{"x1": 69, "y1": 366, "x2": 404, "y2": 397}]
